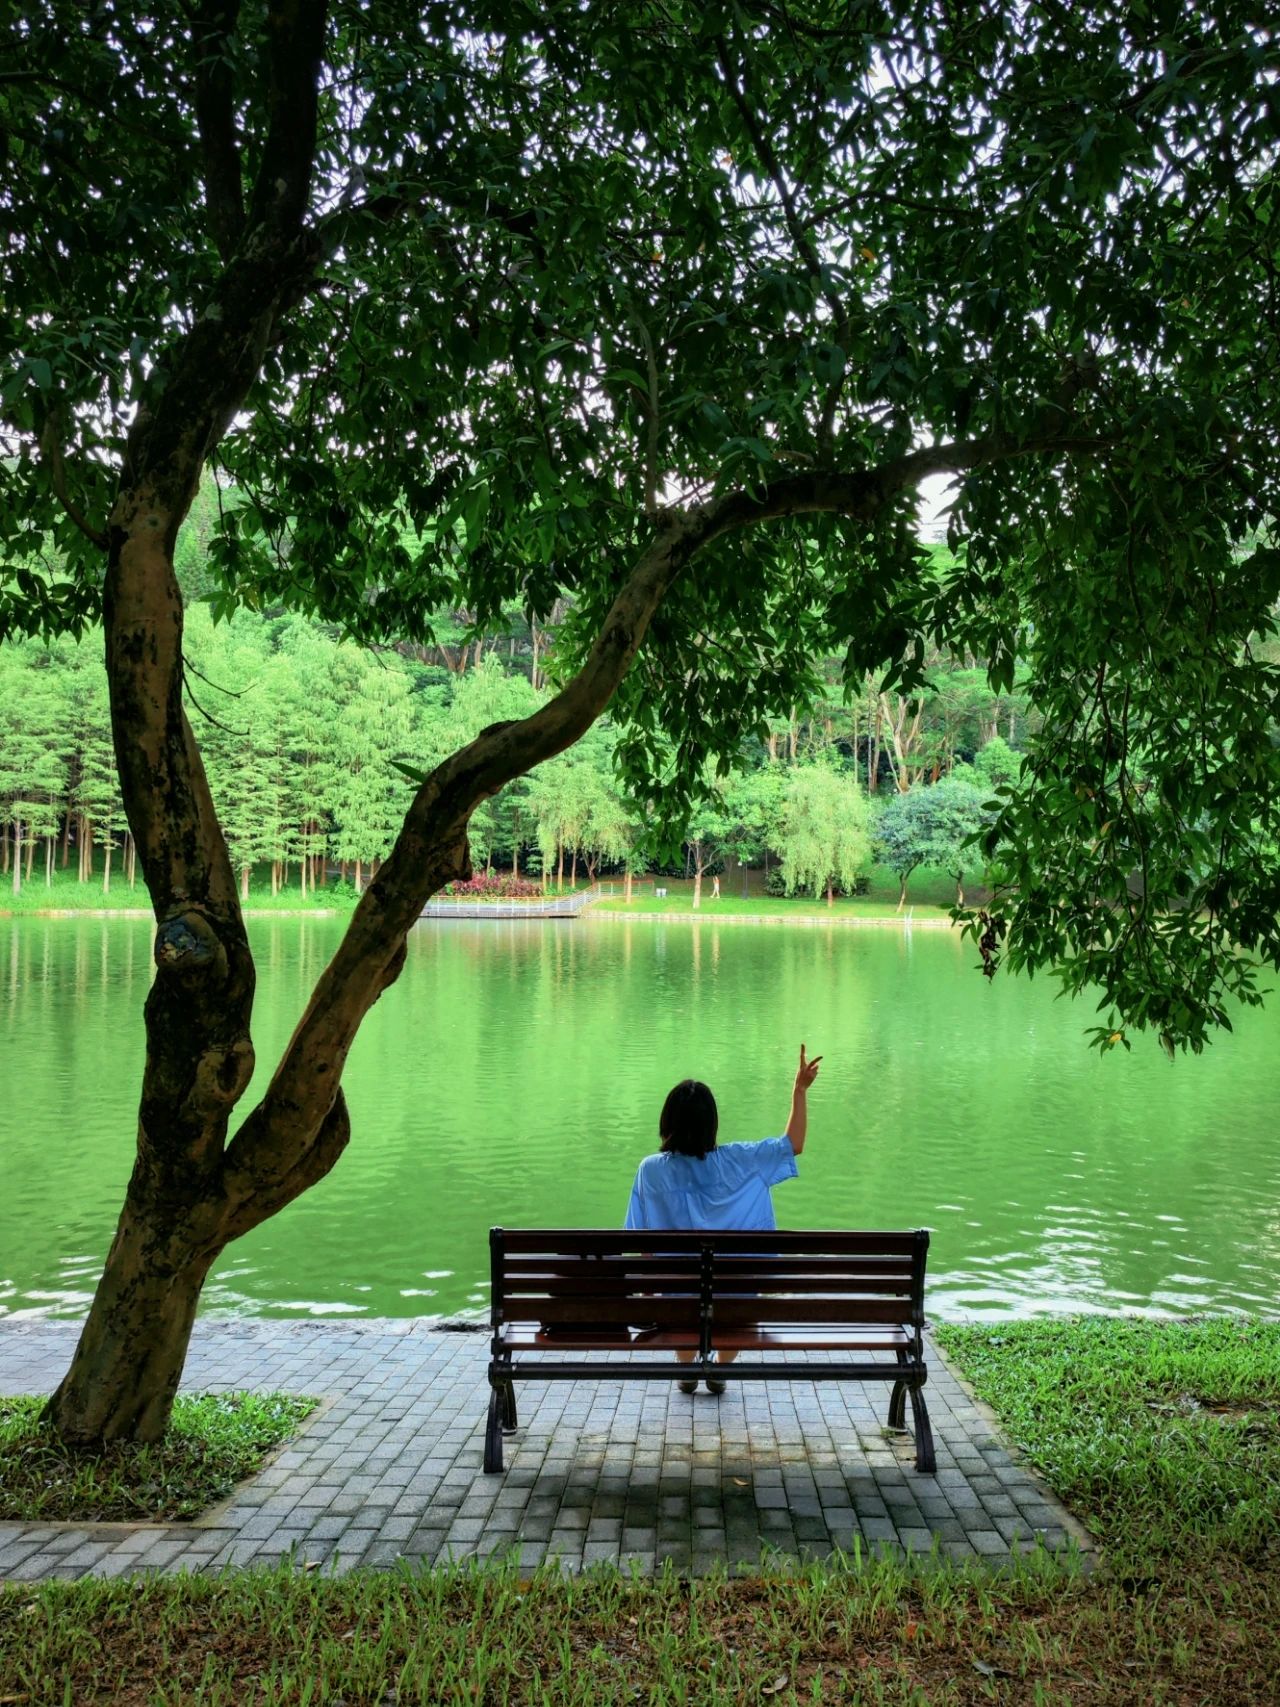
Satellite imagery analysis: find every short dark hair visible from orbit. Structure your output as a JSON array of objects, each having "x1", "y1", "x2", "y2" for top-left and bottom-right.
[{"x1": 659, "y1": 1079, "x2": 718, "y2": 1158}]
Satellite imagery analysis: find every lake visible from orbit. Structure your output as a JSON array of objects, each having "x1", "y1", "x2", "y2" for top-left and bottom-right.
[{"x1": 2, "y1": 914, "x2": 1278, "y2": 1321}]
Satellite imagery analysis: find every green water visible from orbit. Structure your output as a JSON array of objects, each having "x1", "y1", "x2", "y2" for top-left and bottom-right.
[{"x1": 2, "y1": 914, "x2": 1278, "y2": 1321}]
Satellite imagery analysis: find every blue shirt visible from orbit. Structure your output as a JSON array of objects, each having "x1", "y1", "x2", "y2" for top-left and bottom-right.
[{"x1": 624, "y1": 1137, "x2": 798, "y2": 1233}]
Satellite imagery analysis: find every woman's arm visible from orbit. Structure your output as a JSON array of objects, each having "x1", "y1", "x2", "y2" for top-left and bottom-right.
[{"x1": 784, "y1": 1042, "x2": 822, "y2": 1155}]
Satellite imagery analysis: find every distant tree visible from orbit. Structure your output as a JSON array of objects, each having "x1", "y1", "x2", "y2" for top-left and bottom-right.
[
  {"x1": 972, "y1": 736, "x2": 1022, "y2": 792},
  {"x1": 875, "y1": 786, "x2": 941, "y2": 912},
  {"x1": 894, "y1": 774, "x2": 996, "y2": 908},
  {"x1": 777, "y1": 764, "x2": 871, "y2": 905},
  {"x1": 0, "y1": 642, "x2": 70, "y2": 892},
  {"x1": 720, "y1": 764, "x2": 787, "y2": 896}
]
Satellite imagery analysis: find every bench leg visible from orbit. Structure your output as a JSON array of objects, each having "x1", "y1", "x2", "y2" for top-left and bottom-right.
[
  {"x1": 908, "y1": 1380, "x2": 936, "y2": 1474},
  {"x1": 483, "y1": 1387, "x2": 505, "y2": 1474},
  {"x1": 501, "y1": 1377, "x2": 518, "y2": 1432},
  {"x1": 888, "y1": 1348, "x2": 909, "y2": 1430}
]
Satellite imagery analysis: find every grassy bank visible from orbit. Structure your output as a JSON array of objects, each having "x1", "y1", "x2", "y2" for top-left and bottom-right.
[
  {"x1": 592, "y1": 868, "x2": 959, "y2": 921},
  {"x1": 0, "y1": 870, "x2": 358, "y2": 914},
  {"x1": 3, "y1": 1547, "x2": 1278, "y2": 1706},
  {"x1": 936, "y1": 1317, "x2": 1280, "y2": 1569},
  {"x1": 0, "y1": 1394, "x2": 315, "y2": 1524}
]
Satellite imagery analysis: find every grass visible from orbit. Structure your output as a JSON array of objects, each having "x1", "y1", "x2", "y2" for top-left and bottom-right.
[
  {"x1": 3, "y1": 1546, "x2": 1279, "y2": 1706},
  {"x1": 936, "y1": 1317, "x2": 1280, "y2": 1569},
  {"x1": 0, "y1": 1393, "x2": 316, "y2": 1523},
  {"x1": 592, "y1": 870, "x2": 957, "y2": 921},
  {"x1": 0, "y1": 873, "x2": 357, "y2": 913}
]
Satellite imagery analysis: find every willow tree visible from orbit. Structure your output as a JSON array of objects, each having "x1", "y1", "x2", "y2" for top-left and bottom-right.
[{"x1": 2, "y1": 2, "x2": 1277, "y2": 1441}]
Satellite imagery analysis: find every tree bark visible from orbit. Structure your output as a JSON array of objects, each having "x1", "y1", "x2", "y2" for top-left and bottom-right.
[
  {"x1": 10, "y1": 820, "x2": 19, "y2": 896},
  {"x1": 44, "y1": 1206, "x2": 220, "y2": 1442}
]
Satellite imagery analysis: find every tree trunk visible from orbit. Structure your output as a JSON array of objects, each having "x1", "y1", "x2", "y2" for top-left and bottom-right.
[
  {"x1": 1, "y1": 822, "x2": 9, "y2": 875},
  {"x1": 625, "y1": 869, "x2": 633, "y2": 903},
  {"x1": 570, "y1": 846, "x2": 577, "y2": 886},
  {"x1": 354, "y1": 857, "x2": 362, "y2": 892},
  {"x1": 826, "y1": 879, "x2": 834, "y2": 906},
  {"x1": 692, "y1": 868, "x2": 702, "y2": 909},
  {"x1": 556, "y1": 841, "x2": 564, "y2": 891},
  {"x1": 61, "y1": 813, "x2": 71, "y2": 869},
  {"x1": 43, "y1": 1209, "x2": 220, "y2": 1443},
  {"x1": 897, "y1": 874, "x2": 908, "y2": 912},
  {"x1": 240, "y1": 865, "x2": 250, "y2": 901},
  {"x1": 955, "y1": 875, "x2": 964, "y2": 906},
  {"x1": 103, "y1": 838, "x2": 112, "y2": 894},
  {"x1": 25, "y1": 831, "x2": 34, "y2": 882},
  {"x1": 10, "y1": 820, "x2": 20, "y2": 895},
  {"x1": 46, "y1": 833, "x2": 55, "y2": 887},
  {"x1": 271, "y1": 860, "x2": 280, "y2": 896}
]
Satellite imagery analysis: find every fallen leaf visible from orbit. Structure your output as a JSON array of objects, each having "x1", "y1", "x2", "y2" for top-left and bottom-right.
[
  {"x1": 972, "y1": 1660, "x2": 1012, "y2": 1679},
  {"x1": 304, "y1": 1559, "x2": 322, "y2": 1572},
  {"x1": 761, "y1": 1675, "x2": 789, "y2": 1695},
  {"x1": 732, "y1": 1477, "x2": 749, "y2": 1486}
]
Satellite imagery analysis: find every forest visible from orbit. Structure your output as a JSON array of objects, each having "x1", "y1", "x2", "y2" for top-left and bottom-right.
[{"x1": 0, "y1": 505, "x2": 1026, "y2": 908}]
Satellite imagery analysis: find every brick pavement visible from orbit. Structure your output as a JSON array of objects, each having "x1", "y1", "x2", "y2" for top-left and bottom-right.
[{"x1": 0, "y1": 1320, "x2": 1092, "y2": 1580}]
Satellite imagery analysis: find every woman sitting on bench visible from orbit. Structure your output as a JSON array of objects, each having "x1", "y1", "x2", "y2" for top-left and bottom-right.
[{"x1": 623, "y1": 1043, "x2": 822, "y2": 1395}]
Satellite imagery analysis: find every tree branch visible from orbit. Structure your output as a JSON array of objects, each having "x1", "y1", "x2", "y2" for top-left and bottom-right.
[
  {"x1": 713, "y1": 33, "x2": 851, "y2": 449},
  {"x1": 37, "y1": 413, "x2": 109, "y2": 549},
  {"x1": 247, "y1": 0, "x2": 328, "y2": 232},
  {"x1": 220, "y1": 425, "x2": 1107, "y2": 1199},
  {"x1": 192, "y1": 0, "x2": 247, "y2": 263}
]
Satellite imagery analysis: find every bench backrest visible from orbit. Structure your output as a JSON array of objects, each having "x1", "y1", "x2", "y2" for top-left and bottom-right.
[{"x1": 490, "y1": 1228, "x2": 928, "y2": 1337}]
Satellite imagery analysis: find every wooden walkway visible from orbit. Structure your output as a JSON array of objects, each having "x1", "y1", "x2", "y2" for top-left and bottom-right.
[{"x1": 419, "y1": 886, "x2": 601, "y2": 921}]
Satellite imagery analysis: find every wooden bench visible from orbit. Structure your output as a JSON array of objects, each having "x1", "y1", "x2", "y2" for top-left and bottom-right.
[{"x1": 485, "y1": 1228, "x2": 935, "y2": 1474}]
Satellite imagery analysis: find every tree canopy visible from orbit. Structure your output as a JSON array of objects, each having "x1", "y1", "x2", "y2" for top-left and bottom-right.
[
  {"x1": 5, "y1": 2, "x2": 1277, "y2": 1052},
  {"x1": 2, "y1": 0, "x2": 1278, "y2": 1441}
]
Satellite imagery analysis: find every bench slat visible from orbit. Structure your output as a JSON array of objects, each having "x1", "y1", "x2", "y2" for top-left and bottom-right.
[
  {"x1": 501, "y1": 1274, "x2": 915, "y2": 1299},
  {"x1": 712, "y1": 1298, "x2": 915, "y2": 1326},
  {"x1": 497, "y1": 1229, "x2": 922, "y2": 1255},
  {"x1": 499, "y1": 1325, "x2": 915, "y2": 1353}
]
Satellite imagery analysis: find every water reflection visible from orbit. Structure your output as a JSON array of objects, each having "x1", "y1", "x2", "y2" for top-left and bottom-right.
[{"x1": 2, "y1": 913, "x2": 1279, "y2": 1320}]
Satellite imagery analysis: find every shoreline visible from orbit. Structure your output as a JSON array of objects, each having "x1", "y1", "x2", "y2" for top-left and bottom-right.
[
  {"x1": 0, "y1": 907, "x2": 344, "y2": 919},
  {"x1": 0, "y1": 904, "x2": 955, "y2": 929},
  {"x1": 587, "y1": 907, "x2": 956, "y2": 929}
]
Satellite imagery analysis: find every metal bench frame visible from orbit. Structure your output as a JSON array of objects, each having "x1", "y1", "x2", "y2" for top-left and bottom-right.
[{"x1": 485, "y1": 1227, "x2": 935, "y2": 1474}]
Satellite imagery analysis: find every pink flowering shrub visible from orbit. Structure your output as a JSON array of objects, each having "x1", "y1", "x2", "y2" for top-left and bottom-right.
[{"x1": 439, "y1": 874, "x2": 546, "y2": 900}]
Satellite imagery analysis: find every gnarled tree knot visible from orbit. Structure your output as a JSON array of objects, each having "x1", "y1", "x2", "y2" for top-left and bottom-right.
[{"x1": 155, "y1": 910, "x2": 228, "y2": 980}]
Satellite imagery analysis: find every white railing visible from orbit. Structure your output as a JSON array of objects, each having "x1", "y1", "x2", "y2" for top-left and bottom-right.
[{"x1": 420, "y1": 883, "x2": 603, "y2": 919}]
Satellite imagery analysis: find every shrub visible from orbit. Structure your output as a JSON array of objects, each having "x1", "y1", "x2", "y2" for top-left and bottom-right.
[{"x1": 439, "y1": 874, "x2": 547, "y2": 900}]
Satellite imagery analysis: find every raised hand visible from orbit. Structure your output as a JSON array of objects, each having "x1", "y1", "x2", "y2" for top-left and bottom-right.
[{"x1": 795, "y1": 1042, "x2": 823, "y2": 1091}]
